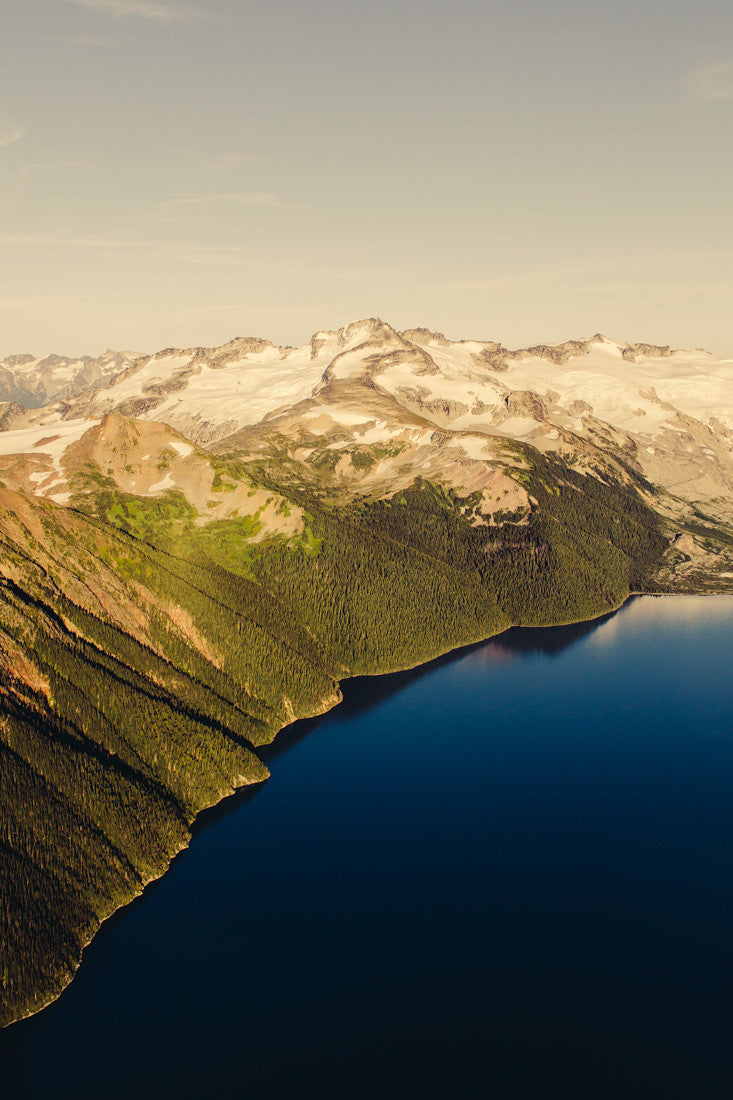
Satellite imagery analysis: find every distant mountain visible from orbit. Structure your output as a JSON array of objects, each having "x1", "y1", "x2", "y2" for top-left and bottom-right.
[
  {"x1": 0, "y1": 349, "x2": 139, "y2": 409},
  {"x1": 0, "y1": 318, "x2": 731, "y2": 1028},
  {"x1": 3, "y1": 317, "x2": 732, "y2": 523}
]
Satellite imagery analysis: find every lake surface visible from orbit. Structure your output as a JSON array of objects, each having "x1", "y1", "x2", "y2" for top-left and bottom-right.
[{"x1": 3, "y1": 595, "x2": 733, "y2": 1099}]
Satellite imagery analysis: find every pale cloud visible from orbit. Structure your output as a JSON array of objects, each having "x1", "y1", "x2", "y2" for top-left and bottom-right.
[
  {"x1": 685, "y1": 61, "x2": 733, "y2": 102},
  {"x1": 64, "y1": 0, "x2": 210, "y2": 23},
  {"x1": 0, "y1": 120, "x2": 24, "y2": 148}
]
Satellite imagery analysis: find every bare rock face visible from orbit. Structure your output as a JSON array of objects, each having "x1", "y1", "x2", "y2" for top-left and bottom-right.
[
  {"x1": 472, "y1": 344, "x2": 510, "y2": 371},
  {"x1": 368, "y1": 346, "x2": 440, "y2": 377},
  {"x1": 113, "y1": 395, "x2": 169, "y2": 419},
  {"x1": 401, "y1": 328, "x2": 452, "y2": 346},
  {"x1": 504, "y1": 391, "x2": 547, "y2": 420},
  {"x1": 311, "y1": 335, "x2": 329, "y2": 359},
  {"x1": 566, "y1": 399, "x2": 593, "y2": 416},
  {"x1": 422, "y1": 396, "x2": 470, "y2": 420},
  {"x1": 0, "y1": 401, "x2": 28, "y2": 431},
  {"x1": 622, "y1": 343, "x2": 674, "y2": 362},
  {"x1": 709, "y1": 417, "x2": 732, "y2": 443},
  {"x1": 517, "y1": 340, "x2": 592, "y2": 365},
  {"x1": 470, "y1": 337, "x2": 603, "y2": 373}
]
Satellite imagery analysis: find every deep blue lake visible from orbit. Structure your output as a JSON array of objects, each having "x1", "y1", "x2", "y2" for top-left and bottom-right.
[{"x1": 3, "y1": 595, "x2": 733, "y2": 1099}]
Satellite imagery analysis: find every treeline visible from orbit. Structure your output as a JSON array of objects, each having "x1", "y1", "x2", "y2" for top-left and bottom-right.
[{"x1": 249, "y1": 449, "x2": 668, "y2": 672}]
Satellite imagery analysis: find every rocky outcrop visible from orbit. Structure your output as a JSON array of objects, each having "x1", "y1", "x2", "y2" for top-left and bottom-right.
[
  {"x1": 517, "y1": 340, "x2": 593, "y2": 364},
  {"x1": 472, "y1": 337, "x2": 603, "y2": 372},
  {"x1": 504, "y1": 391, "x2": 547, "y2": 420},
  {"x1": 622, "y1": 343, "x2": 674, "y2": 362},
  {"x1": 401, "y1": 327, "x2": 452, "y2": 346},
  {"x1": 472, "y1": 343, "x2": 510, "y2": 371},
  {"x1": 0, "y1": 402, "x2": 29, "y2": 431}
]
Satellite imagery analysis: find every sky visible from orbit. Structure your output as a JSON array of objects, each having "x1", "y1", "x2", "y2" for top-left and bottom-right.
[{"x1": 1, "y1": 0, "x2": 732, "y2": 356}]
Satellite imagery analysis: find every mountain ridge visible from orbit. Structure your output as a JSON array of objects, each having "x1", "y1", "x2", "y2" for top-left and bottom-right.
[
  {"x1": 0, "y1": 316, "x2": 731, "y2": 1028},
  {"x1": 2, "y1": 317, "x2": 730, "y2": 522}
]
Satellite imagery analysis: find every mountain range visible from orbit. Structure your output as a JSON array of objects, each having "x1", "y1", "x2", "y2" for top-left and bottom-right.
[{"x1": 1, "y1": 318, "x2": 731, "y2": 1027}]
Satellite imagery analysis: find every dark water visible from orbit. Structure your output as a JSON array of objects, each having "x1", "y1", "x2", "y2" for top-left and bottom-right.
[{"x1": 3, "y1": 595, "x2": 733, "y2": 1099}]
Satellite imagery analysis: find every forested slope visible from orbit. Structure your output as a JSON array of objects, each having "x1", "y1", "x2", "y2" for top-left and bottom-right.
[{"x1": 1, "y1": 436, "x2": 730, "y2": 1027}]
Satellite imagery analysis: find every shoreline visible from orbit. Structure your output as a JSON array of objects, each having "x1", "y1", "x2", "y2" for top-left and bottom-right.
[{"x1": 5, "y1": 588, "x2": 732, "y2": 1030}]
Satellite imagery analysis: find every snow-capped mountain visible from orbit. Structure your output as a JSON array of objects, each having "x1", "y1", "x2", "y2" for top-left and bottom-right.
[
  {"x1": 0, "y1": 349, "x2": 139, "y2": 409},
  {"x1": 2, "y1": 318, "x2": 731, "y2": 525},
  {"x1": 1, "y1": 317, "x2": 732, "y2": 1028}
]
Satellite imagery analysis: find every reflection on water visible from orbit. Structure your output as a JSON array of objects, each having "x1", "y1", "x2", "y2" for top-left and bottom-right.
[
  {"x1": 465, "y1": 604, "x2": 623, "y2": 664},
  {"x1": 265, "y1": 604, "x2": 623, "y2": 763}
]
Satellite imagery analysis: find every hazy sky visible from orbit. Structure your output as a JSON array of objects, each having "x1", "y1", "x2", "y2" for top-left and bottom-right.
[{"x1": 2, "y1": 0, "x2": 732, "y2": 355}]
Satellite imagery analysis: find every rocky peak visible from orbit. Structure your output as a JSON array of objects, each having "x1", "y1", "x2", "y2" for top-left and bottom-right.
[
  {"x1": 311, "y1": 318, "x2": 400, "y2": 354},
  {"x1": 340, "y1": 317, "x2": 399, "y2": 345},
  {"x1": 36, "y1": 354, "x2": 71, "y2": 370},
  {"x1": 1, "y1": 353, "x2": 36, "y2": 369},
  {"x1": 401, "y1": 328, "x2": 452, "y2": 346}
]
